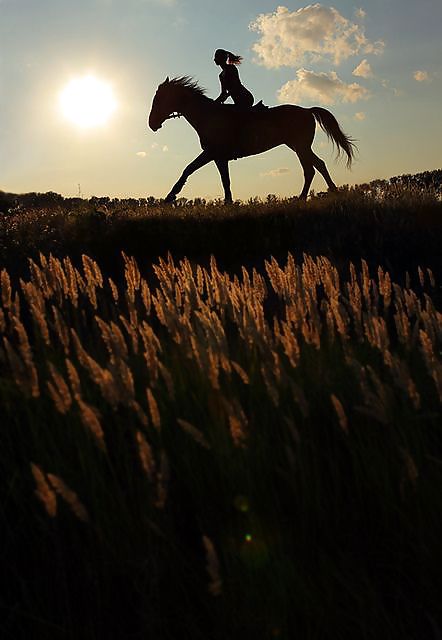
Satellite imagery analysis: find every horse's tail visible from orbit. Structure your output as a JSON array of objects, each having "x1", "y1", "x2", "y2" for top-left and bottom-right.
[{"x1": 310, "y1": 107, "x2": 357, "y2": 168}]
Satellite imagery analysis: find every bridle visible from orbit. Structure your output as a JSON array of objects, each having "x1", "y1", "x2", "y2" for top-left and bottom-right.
[{"x1": 165, "y1": 112, "x2": 182, "y2": 121}]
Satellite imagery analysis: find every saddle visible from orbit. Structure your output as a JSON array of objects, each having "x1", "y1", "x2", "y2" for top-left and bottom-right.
[
  {"x1": 252, "y1": 100, "x2": 269, "y2": 111},
  {"x1": 224, "y1": 100, "x2": 269, "y2": 113}
]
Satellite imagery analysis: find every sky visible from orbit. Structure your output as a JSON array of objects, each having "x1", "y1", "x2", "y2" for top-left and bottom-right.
[{"x1": 0, "y1": 0, "x2": 441, "y2": 200}]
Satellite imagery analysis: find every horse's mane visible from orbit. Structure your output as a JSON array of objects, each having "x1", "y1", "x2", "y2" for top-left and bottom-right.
[{"x1": 169, "y1": 76, "x2": 207, "y2": 98}]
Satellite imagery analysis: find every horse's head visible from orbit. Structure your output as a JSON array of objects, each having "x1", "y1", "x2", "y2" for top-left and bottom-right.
[{"x1": 148, "y1": 77, "x2": 176, "y2": 131}]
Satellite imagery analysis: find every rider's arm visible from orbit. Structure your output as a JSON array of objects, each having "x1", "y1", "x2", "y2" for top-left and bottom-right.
[
  {"x1": 215, "y1": 89, "x2": 229, "y2": 103},
  {"x1": 215, "y1": 73, "x2": 229, "y2": 103}
]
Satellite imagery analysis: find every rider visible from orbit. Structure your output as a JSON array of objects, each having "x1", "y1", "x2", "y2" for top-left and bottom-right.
[{"x1": 213, "y1": 49, "x2": 255, "y2": 108}]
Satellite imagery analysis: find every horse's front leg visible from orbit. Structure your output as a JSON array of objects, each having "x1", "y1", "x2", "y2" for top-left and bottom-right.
[
  {"x1": 214, "y1": 159, "x2": 233, "y2": 204},
  {"x1": 165, "y1": 151, "x2": 212, "y2": 202}
]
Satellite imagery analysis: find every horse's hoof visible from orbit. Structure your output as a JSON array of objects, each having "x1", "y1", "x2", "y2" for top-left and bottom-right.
[{"x1": 164, "y1": 193, "x2": 176, "y2": 204}]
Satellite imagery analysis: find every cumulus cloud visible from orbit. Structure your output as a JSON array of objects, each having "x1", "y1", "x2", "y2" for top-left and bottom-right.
[
  {"x1": 354, "y1": 111, "x2": 366, "y2": 120},
  {"x1": 352, "y1": 59, "x2": 372, "y2": 78},
  {"x1": 261, "y1": 167, "x2": 290, "y2": 178},
  {"x1": 249, "y1": 4, "x2": 384, "y2": 68},
  {"x1": 278, "y1": 68, "x2": 371, "y2": 105},
  {"x1": 136, "y1": 151, "x2": 147, "y2": 157},
  {"x1": 413, "y1": 70, "x2": 430, "y2": 82}
]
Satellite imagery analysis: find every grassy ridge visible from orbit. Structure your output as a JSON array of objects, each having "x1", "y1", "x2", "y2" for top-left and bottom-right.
[
  {"x1": 1, "y1": 187, "x2": 442, "y2": 284},
  {"x1": 1, "y1": 182, "x2": 442, "y2": 638}
]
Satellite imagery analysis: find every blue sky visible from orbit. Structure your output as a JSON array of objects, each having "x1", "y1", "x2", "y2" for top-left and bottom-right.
[{"x1": 1, "y1": 0, "x2": 441, "y2": 199}]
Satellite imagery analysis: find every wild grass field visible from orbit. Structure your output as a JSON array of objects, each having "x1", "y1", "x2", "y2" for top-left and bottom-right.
[{"x1": 1, "y1": 173, "x2": 442, "y2": 639}]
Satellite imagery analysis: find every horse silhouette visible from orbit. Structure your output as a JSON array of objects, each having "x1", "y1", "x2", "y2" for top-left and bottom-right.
[{"x1": 148, "y1": 77, "x2": 356, "y2": 203}]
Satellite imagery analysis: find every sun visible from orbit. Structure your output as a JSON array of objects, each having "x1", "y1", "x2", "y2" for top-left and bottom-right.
[{"x1": 59, "y1": 75, "x2": 117, "y2": 129}]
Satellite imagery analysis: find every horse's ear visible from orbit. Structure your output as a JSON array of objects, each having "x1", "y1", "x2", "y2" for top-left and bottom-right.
[{"x1": 165, "y1": 76, "x2": 170, "y2": 83}]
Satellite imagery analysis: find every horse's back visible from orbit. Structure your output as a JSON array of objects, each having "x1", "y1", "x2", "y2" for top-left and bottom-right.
[
  {"x1": 202, "y1": 102, "x2": 315, "y2": 159},
  {"x1": 250, "y1": 104, "x2": 315, "y2": 132},
  {"x1": 268, "y1": 104, "x2": 313, "y2": 118},
  {"x1": 216, "y1": 102, "x2": 309, "y2": 116}
]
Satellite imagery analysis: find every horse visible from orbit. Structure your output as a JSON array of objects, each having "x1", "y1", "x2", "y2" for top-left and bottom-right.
[{"x1": 148, "y1": 76, "x2": 356, "y2": 203}]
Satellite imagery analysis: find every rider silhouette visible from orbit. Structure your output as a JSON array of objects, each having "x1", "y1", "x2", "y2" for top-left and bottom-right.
[{"x1": 214, "y1": 49, "x2": 255, "y2": 109}]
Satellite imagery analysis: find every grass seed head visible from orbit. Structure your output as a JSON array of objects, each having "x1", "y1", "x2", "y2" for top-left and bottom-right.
[
  {"x1": 331, "y1": 394, "x2": 349, "y2": 433},
  {"x1": 1, "y1": 269, "x2": 12, "y2": 309},
  {"x1": 136, "y1": 431, "x2": 156, "y2": 480},
  {"x1": 177, "y1": 418, "x2": 211, "y2": 449},
  {"x1": 77, "y1": 398, "x2": 107, "y2": 452},
  {"x1": 202, "y1": 535, "x2": 223, "y2": 596},
  {"x1": 31, "y1": 463, "x2": 57, "y2": 518},
  {"x1": 47, "y1": 473, "x2": 89, "y2": 522},
  {"x1": 147, "y1": 388, "x2": 161, "y2": 430}
]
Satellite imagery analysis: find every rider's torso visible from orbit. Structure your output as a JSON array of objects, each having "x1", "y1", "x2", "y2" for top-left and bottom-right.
[{"x1": 220, "y1": 66, "x2": 253, "y2": 105}]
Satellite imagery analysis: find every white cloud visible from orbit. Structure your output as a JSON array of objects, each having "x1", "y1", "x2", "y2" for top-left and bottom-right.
[
  {"x1": 380, "y1": 79, "x2": 403, "y2": 97},
  {"x1": 413, "y1": 70, "x2": 430, "y2": 82},
  {"x1": 355, "y1": 8, "x2": 366, "y2": 19},
  {"x1": 249, "y1": 4, "x2": 384, "y2": 68},
  {"x1": 278, "y1": 68, "x2": 371, "y2": 105},
  {"x1": 354, "y1": 111, "x2": 366, "y2": 120},
  {"x1": 150, "y1": 143, "x2": 169, "y2": 153},
  {"x1": 353, "y1": 59, "x2": 372, "y2": 78},
  {"x1": 136, "y1": 151, "x2": 147, "y2": 157},
  {"x1": 261, "y1": 167, "x2": 290, "y2": 177}
]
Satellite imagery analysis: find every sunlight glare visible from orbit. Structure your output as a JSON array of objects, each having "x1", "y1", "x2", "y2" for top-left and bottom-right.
[{"x1": 59, "y1": 75, "x2": 117, "y2": 129}]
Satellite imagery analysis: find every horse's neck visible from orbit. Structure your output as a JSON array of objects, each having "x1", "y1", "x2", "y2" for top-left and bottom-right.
[{"x1": 179, "y1": 91, "x2": 211, "y2": 132}]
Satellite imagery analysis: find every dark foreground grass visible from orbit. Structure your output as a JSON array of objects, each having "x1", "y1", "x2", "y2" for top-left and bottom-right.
[{"x1": 0, "y1": 185, "x2": 441, "y2": 639}]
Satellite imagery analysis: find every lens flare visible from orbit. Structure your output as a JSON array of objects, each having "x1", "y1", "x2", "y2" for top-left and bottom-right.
[{"x1": 234, "y1": 495, "x2": 250, "y2": 512}]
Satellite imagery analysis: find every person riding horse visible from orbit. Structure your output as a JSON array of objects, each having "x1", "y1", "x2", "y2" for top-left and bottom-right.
[
  {"x1": 213, "y1": 49, "x2": 256, "y2": 109},
  {"x1": 148, "y1": 46, "x2": 356, "y2": 203}
]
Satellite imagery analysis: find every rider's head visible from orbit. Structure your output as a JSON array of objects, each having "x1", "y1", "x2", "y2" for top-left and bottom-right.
[{"x1": 214, "y1": 49, "x2": 242, "y2": 66}]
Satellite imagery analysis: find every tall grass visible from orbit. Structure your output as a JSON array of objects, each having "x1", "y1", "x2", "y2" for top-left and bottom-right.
[{"x1": 1, "y1": 249, "x2": 441, "y2": 639}]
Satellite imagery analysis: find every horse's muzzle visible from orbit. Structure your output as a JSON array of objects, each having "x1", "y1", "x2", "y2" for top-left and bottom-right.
[{"x1": 148, "y1": 116, "x2": 162, "y2": 132}]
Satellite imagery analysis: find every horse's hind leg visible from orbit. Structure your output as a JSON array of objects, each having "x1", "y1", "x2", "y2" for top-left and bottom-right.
[
  {"x1": 311, "y1": 152, "x2": 338, "y2": 192},
  {"x1": 293, "y1": 147, "x2": 315, "y2": 200},
  {"x1": 165, "y1": 151, "x2": 212, "y2": 202},
  {"x1": 214, "y1": 159, "x2": 233, "y2": 203}
]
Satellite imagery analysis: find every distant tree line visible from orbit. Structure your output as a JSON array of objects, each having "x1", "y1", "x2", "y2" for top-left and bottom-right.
[{"x1": 348, "y1": 169, "x2": 442, "y2": 199}]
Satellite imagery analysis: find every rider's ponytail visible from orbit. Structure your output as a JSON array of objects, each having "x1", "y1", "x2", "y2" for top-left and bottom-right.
[{"x1": 227, "y1": 52, "x2": 242, "y2": 65}]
